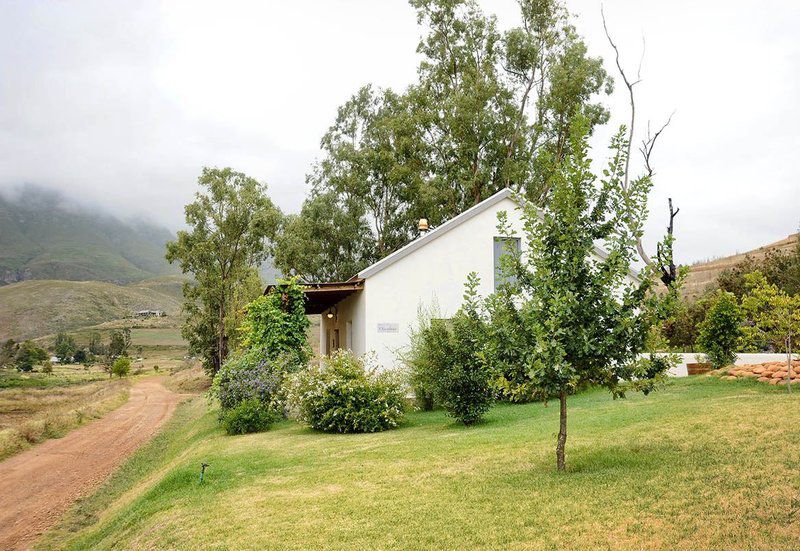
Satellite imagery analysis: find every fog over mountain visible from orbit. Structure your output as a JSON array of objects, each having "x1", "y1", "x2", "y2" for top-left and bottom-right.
[
  {"x1": 0, "y1": 184, "x2": 178, "y2": 285},
  {"x1": 1, "y1": 1, "x2": 799, "y2": 263}
]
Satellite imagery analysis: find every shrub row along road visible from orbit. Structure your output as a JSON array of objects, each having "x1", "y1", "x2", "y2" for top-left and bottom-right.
[{"x1": 0, "y1": 378, "x2": 182, "y2": 551}]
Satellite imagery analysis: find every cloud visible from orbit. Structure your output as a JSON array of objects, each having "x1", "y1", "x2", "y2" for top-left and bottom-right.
[{"x1": 1, "y1": 0, "x2": 797, "y2": 263}]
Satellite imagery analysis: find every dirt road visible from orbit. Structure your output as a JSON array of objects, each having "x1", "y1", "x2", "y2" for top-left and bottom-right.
[{"x1": 0, "y1": 378, "x2": 182, "y2": 550}]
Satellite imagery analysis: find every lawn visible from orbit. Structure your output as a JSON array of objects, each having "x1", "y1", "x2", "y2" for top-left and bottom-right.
[{"x1": 40, "y1": 377, "x2": 800, "y2": 550}]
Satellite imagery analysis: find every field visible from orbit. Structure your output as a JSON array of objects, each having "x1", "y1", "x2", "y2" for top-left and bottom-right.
[
  {"x1": 0, "y1": 276, "x2": 185, "y2": 341},
  {"x1": 0, "y1": 321, "x2": 192, "y2": 461},
  {"x1": 38, "y1": 377, "x2": 800, "y2": 550},
  {"x1": 0, "y1": 366, "x2": 131, "y2": 460}
]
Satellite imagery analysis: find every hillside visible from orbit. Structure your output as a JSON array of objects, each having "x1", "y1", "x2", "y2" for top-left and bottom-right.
[
  {"x1": 682, "y1": 232, "x2": 799, "y2": 300},
  {"x1": 0, "y1": 277, "x2": 184, "y2": 341},
  {"x1": 0, "y1": 185, "x2": 178, "y2": 285}
]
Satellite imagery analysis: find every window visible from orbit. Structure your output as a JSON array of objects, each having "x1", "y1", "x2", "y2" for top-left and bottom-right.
[{"x1": 494, "y1": 236, "x2": 521, "y2": 291}]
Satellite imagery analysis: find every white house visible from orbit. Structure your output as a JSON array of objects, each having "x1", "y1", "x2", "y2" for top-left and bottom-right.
[{"x1": 299, "y1": 188, "x2": 637, "y2": 370}]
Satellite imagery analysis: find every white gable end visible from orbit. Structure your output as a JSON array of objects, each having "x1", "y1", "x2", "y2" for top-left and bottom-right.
[{"x1": 318, "y1": 188, "x2": 639, "y2": 371}]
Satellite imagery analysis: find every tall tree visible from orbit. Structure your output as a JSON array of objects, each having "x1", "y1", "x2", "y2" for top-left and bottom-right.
[
  {"x1": 167, "y1": 168, "x2": 281, "y2": 374},
  {"x1": 409, "y1": 0, "x2": 610, "y2": 217},
  {"x1": 314, "y1": 85, "x2": 427, "y2": 257},
  {"x1": 286, "y1": 0, "x2": 611, "y2": 283},
  {"x1": 494, "y1": 119, "x2": 675, "y2": 471},
  {"x1": 273, "y1": 191, "x2": 374, "y2": 282}
]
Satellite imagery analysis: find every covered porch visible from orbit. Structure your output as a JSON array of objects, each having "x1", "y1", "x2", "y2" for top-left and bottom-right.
[{"x1": 297, "y1": 279, "x2": 365, "y2": 356}]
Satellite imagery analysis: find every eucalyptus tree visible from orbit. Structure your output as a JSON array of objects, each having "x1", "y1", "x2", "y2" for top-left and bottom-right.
[
  {"x1": 167, "y1": 168, "x2": 281, "y2": 374},
  {"x1": 273, "y1": 191, "x2": 374, "y2": 282},
  {"x1": 313, "y1": 85, "x2": 427, "y2": 257},
  {"x1": 293, "y1": 0, "x2": 612, "y2": 280}
]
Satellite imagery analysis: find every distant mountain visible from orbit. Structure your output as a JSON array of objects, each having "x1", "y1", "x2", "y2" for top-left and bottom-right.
[
  {"x1": 0, "y1": 185, "x2": 178, "y2": 285},
  {"x1": 0, "y1": 277, "x2": 185, "y2": 341}
]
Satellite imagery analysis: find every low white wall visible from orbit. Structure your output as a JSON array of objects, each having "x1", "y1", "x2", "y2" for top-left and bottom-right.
[{"x1": 660, "y1": 353, "x2": 799, "y2": 377}]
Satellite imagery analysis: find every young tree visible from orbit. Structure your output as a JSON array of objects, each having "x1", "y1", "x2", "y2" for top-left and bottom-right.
[
  {"x1": 494, "y1": 119, "x2": 674, "y2": 471},
  {"x1": 696, "y1": 291, "x2": 743, "y2": 369},
  {"x1": 54, "y1": 331, "x2": 77, "y2": 364},
  {"x1": 111, "y1": 357, "x2": 131, "y2": 378},
  {"x1": 167, "y1": 167, "x2": 281, "y2": 374},
  {"x1": 740, "y1": 271, "x2": 800, "y2": 388}
]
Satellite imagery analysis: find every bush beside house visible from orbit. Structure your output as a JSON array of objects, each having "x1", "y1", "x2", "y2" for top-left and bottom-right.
[{"x1": 288, "y1": 350, "x2": 405, "y2": 433}]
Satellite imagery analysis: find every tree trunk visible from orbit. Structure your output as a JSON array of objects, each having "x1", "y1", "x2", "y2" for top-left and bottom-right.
[
  {"x1": 787, "y1": 332, "x2": 793, "y2": 393},
  {"x1": 556, "y1": 391, "x2": 568, "y2": 472},
  {"x1": 217, "y1": 286, "x2": 226, "y2": 374}
]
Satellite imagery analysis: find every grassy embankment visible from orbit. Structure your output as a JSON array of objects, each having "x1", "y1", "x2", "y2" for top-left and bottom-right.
[{"x1": 39, "y1": 377, "x2": 800, "y2": 550}]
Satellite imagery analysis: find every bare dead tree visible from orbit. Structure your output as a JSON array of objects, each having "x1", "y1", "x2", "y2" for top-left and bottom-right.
[{"x1": 601, "y1": 5, "x2": 680, "y2": 289}]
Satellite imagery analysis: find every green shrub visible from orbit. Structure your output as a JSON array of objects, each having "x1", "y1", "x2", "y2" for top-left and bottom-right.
[
  {"x1": 111, "y1": 357, "x2": 131, "y2": 378},
  {"x1": 240, "y1": 277, "x2": 310, "y2": 368},
  {"x1": 697, "y1": 291, "x2": 743, "y2": 369},
  {"x1": 211, "y1": 349, "x2": 286, "y2": 411},
  {"x1": 403, "y1": 304, "x2": 447, "y2": 411},
  {"x1": 289, "y1": 350, "x2": 405, "y2": 433},
  {"x1": 404, "y1": 275, "x2": 492, "y2": 425},
  {"x1": 220, "y1": 399, "x2": 277, "y2": 435},
  {"x1": 435, "y1": 311, "x2": 493, "y2": 425}
]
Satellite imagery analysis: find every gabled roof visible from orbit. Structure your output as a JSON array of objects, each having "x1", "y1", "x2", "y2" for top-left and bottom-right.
[
  {"x1": 357, "y1": 187, "x2": 641, "y2": 282},
  {"x1": 358, "y1": 188, "x2": 515, "y2": 279}
]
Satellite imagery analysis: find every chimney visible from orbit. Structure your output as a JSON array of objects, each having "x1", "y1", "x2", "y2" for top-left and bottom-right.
[{"x1": 418, "y1": 218, "x2": 429, "y2": 234}]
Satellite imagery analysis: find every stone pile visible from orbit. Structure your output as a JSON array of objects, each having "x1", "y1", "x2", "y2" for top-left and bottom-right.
[{"x1": 723, "y1": 360, "x2": 800, "y2": 385}]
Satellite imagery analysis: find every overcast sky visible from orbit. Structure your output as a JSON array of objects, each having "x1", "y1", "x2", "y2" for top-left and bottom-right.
[{"x1": 1, "y1": 0, "x2": 798, "y2": 264}]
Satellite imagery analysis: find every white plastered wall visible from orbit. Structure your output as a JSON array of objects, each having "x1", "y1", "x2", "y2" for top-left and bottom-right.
[
  {"x1": 362, "y1": 196, "x2": 526, "y2": 370},
  {"x1": 318, "y1": 288, "x2": 367, "y2": 357}
]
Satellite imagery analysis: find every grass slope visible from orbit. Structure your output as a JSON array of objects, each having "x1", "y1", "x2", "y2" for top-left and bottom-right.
[
  {"x1": 683, "y1": 232, "x2": 799, "y2": 300},
  {"x1": 41, "y1": 378, "x2": 800, "y2": 550},
  {"x1": 0, "y1": 277, "x2": 184, "y2": 341}
]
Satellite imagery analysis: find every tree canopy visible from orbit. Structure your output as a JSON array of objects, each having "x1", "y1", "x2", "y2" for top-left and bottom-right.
[
  {"x1": 275, "y1": 0, "x2": 611, "y2": 282},
  {"x1": 167, "y1": 167, "x2": 281, "y2": 374}
]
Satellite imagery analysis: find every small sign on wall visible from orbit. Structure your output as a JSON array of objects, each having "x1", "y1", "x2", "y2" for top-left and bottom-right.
[{"x1": 377, "y1": 322, "x2": 400, "y2": 333}]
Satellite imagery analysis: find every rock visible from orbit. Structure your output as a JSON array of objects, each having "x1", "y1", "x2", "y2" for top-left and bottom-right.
[
  {"x1": 770, "y1": 378, "x2": 781, "y2": 385},
  {"x1": 753, "y1": 367, "x2": 766, "y2": 375},
  {"x1": 757, "y1": 377, "x2": 771, "y2": 382}
]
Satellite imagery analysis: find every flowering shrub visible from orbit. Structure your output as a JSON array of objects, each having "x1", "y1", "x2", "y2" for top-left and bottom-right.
[
  {"x1": 211, "y1": 348, "x2": 287, "y2": 434},
  {"x1": 288, "y1": 350, "x2": 406, "y2": 433},
  {"x1": 213, "y1": 349, "x2": 283, "y2": 409}
]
